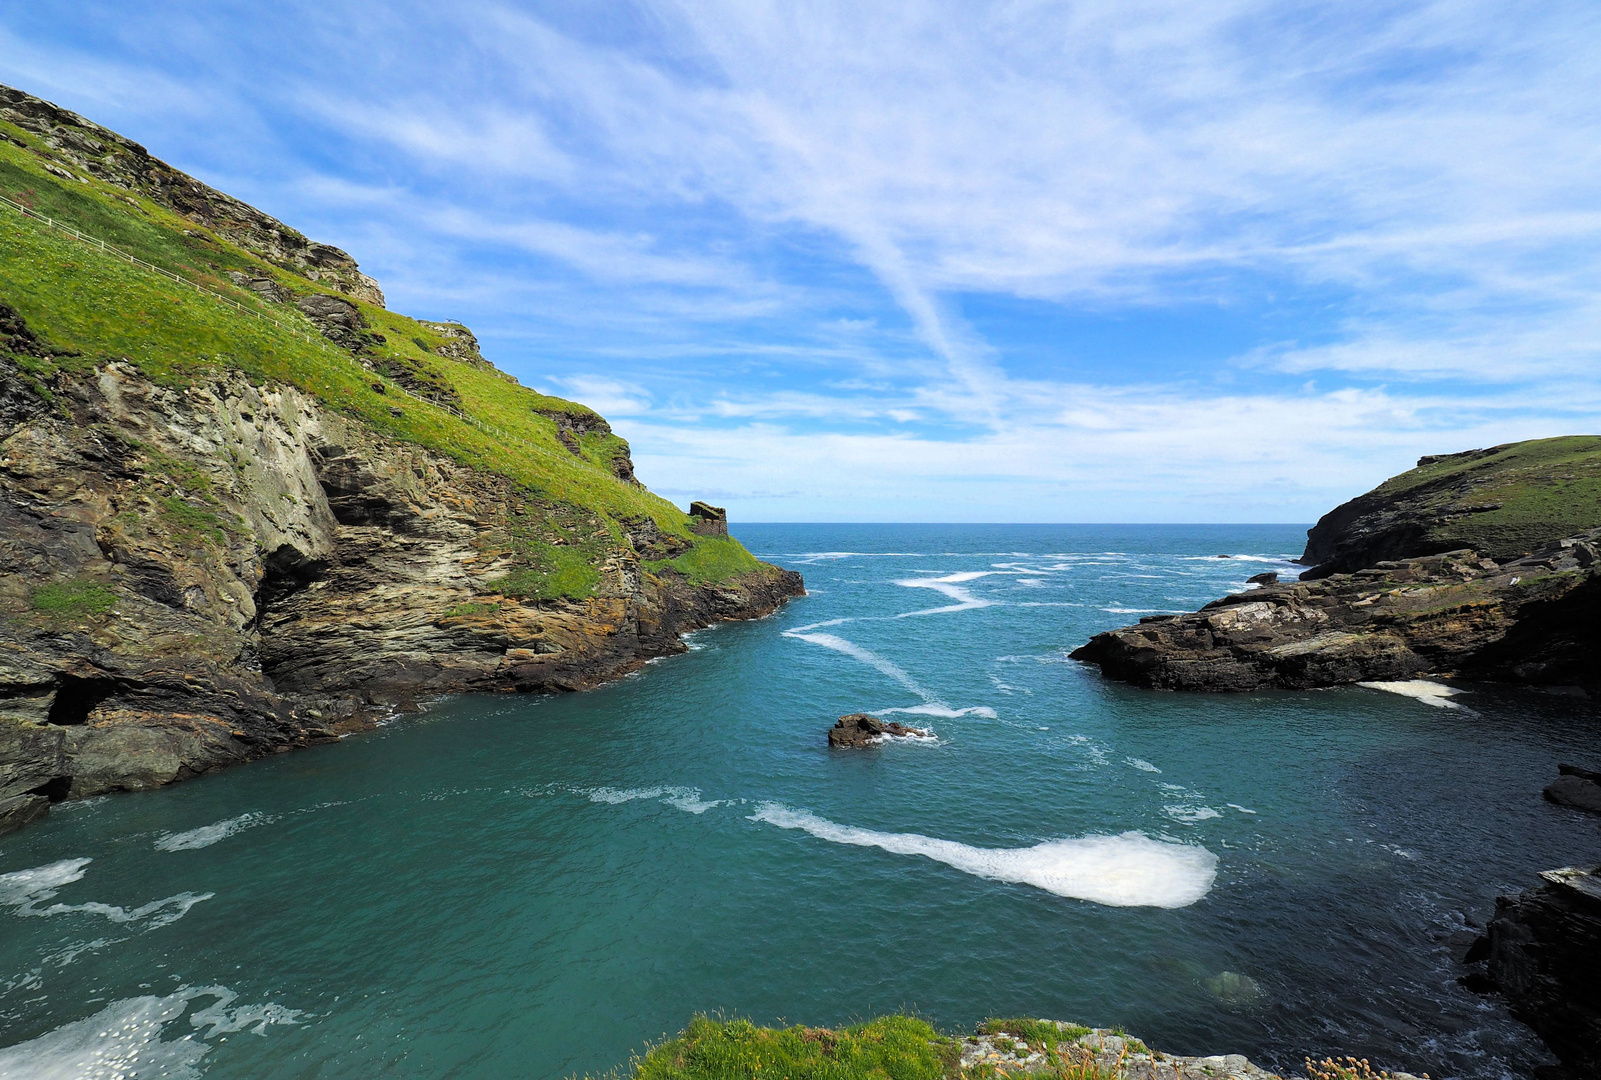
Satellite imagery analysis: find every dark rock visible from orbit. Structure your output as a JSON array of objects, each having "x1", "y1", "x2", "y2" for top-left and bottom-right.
[
  {"x1": 828, "y1": 713, "x2": 929, "y2": 747},
  {"x1": 1475, "y1": 867, "x2": 1601, "y2": 1077},
  {"x1": 1559, "y1": 763, "x2": 1601, "y2": 784},
  {"x1": 1072, "y1": 539, "x2": 1601, "y2": 693},
  {"x1": 689, "y1": 501, "x2": 728, "y2": 537},
  {"x1": 0, "y1": 793, "x2": 49, "y2": 835},
  {"x1": 1544, "y1": 774, "x2": 1601, "y2": 814},
  {"x1": 1247, "y1": 571, "x2": 1278, "y2": 585}
]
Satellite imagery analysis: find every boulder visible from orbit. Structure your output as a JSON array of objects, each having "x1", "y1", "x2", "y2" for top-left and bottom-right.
[
  {"x1": 1247, "y1": 572, "x2": 1279, "y2": 585},
  {"x1": 827, "y1": 713, "x2": 929, "y2": 748},
  {"x1": 0, "y1": 793, "x2": 49, "y2": 836},
  {"x1": 1544, "y1": 773, "x2": 1601, "y2": 814}
]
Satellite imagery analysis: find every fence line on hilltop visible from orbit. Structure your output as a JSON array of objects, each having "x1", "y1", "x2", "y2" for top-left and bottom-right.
[{"x1": 0, "y1": 191, "x2": 594, "y2": 476}]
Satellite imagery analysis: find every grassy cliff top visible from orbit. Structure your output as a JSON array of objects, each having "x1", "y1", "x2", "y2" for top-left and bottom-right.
[
  {"x1": 1368, "y1": 436, "x2": 1601, "y2": 554},
  {"x1": 0, "y1": 86, "x2": 760, "y2": 589}
]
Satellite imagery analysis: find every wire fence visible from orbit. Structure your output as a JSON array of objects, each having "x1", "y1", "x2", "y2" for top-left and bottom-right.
[{"x1": 0, "y1": 190, "x2": 586, "y2": 474}]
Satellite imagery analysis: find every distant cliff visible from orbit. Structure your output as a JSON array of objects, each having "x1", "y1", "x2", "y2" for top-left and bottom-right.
[
  {"x1": 0, "y1": 84, "x2": 801, "y2": 834},
  {"x1": 1073, "y1": 439, "x2": 1601, "y2": 695}
]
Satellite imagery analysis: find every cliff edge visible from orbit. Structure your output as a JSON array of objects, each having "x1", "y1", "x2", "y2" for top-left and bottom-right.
[
  {"x1": 1073, "y1": 439, "x2": 1601, "y2": 695},
  {"x1": 0, "y1": 85, "x2": 802, "y2": 834}
]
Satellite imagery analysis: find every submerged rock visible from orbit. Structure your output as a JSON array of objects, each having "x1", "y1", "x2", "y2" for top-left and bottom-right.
[{"x1": 827, "y1": 713, "x2": 929, "y2": 747}]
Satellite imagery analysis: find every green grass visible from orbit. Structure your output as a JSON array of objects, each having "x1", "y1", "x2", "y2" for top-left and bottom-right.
[
  {"x1": 975, "y1": 1020, "x2": 1092, "y2": 1052},
  {"x1": 0, "y1": 130, "x2": 773, "y2": 592},
  {"x1": 617, "y1": 1015, "x2": 958, "y2": 1080},
  {"x1": 31, "y1": 579, "x2": 116, "y2": 618},
  {"x1": 1372, "y1": 436, "x2": 1601, "y2": 557},
  {"x1": 647, "y1": 536, "x2": 765, "y2": 586}
]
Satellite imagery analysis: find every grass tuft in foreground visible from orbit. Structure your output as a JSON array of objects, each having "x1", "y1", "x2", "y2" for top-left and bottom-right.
[{"x1": 607, "y1": 1015, "x2": 957, "y2": 1080}]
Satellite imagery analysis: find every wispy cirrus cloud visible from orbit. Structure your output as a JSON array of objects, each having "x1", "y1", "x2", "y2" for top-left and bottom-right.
[{"x1": 3, "y1": 0, "x2": 1600, "y2": 518}]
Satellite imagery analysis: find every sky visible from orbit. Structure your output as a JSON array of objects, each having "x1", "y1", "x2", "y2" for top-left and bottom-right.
[{"x1": 3, "y1": 1, "x2": 1600, "y2": 523}]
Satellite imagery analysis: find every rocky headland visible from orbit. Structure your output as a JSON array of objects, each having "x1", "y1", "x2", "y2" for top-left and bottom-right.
[
  {"x1": 1073, "y1": 441, "x2": 1601, "y2": 696},
  {"x1": 0, "y1": 84, "x2": 802, "y2": 834}
]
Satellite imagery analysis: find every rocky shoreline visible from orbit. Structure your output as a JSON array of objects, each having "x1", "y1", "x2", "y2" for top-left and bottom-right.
[
  {"x1": 0, "y1": 357, "x2": 802, "y2": 835},
  {"x1": 1072, "y1": 533, "x2": 1600, "y2": 694},
  {"x1": 958, "y1": 1022, "x2": 1424, "y2": 1080}
]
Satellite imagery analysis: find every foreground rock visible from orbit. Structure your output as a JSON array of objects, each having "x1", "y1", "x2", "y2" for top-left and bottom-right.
[
  {"x1": 1464, "y1": 867, "x2": 1601, "y2": 1079},
  {"x1": 827, "y1": 713, "x2": 930, "y2": 747},
  {"x1": 960, "y1": 1021, "x2": 1424, "y2": 1080},
  {"x1": 0, "y1": 358, "x2": 802, "y2": 833},
  {"x1": 1073, "y1": 538, "x2": 1601, "y2": 692}
]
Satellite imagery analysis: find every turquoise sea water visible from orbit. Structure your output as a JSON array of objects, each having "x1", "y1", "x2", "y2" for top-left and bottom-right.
[{"x1": 2, "y1": 524, "x2": 1597, "y2": 1080}]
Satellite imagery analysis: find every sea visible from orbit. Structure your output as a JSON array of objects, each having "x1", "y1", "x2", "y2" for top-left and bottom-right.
[{"x1": 1, "y1": 524, "x2": 1596, "y2": 1080}]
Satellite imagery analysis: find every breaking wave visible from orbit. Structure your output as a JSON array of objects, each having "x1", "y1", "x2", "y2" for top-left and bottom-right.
[
  {"x1": 0, "y1": 858, "x2": 211, "y2": 927},
  {"x1": 749, "y1": 804, "x2": 1216, "y2": 908},
  {"x1": 1358, "y1": 679, "x2": 1472, "y2": 711},
  {"x1": 155, "y1": 813, "x2": 272, "y2": 852}
]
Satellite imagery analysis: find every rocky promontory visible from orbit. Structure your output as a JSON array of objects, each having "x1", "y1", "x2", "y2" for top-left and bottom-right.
[
  {"x1": 1074, "y1": 439, "x2": 1601, "y2": 695},
  {"x1": 0, "y1": 84, "x2": 803, "y2": 834}
]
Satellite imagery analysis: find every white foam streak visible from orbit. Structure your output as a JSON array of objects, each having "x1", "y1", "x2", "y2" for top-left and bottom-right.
[
  {"x1": 783, "y1": 631, "x2": 933, "y2": 699},
  {"x1": 584, "y1": 786, "x2": 723, "y2": 814},
  {"x1": 750, "y1": 804, "x2": 1216, "y2": 908},
  {"x1": 155, "y1": 813, "x2": 271, "y2": 852},
  {"x1": 1358, "y1": 679, "x2": 1472, "y2": 710},
  {"x1": 894, "y1": 573, "x2": 998, "y2": 617},
  {"x1": 0, "y1": 857, "x2": 211, "y2": 926},
  {"x1": 1126, "y1": 757, "x2": 1162, "y2": 773},
  {"x1": 0, "y1": 986, "x2": 300, "y2": 1080},
  {"x1": 878, "y1": 704, "x2": 996, "y2": 719}
]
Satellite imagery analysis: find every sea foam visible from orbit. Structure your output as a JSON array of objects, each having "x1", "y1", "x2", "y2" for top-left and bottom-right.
[
  {"x1": 154, "y1": 813, "x2": 272, "y2": 852},
  {"x1": 1358, "y1": 680, "x2": 1472, "y2": 710},
  {"x1": 584, "y1": 786, "x2": 723, "y2": 814},
  {"x1": 0, "y1": 857, "x2": 212, "y2": 926},
  {"x1": 749, "y1": 804, "x2": 1216, "y2": 908},
  {"x1": 0, "y1": 985, "x2": 300, "y2": 1080},
  {"x1": 894, "y1": 572, "x2": 997, "y2": 617}
]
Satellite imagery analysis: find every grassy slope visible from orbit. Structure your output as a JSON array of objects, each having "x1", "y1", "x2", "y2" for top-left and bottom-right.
[
  {"x1": 1369, "y1": 436, "x2": 1601, "y2": 556},
  {"x1": 0, "y1": 118, "x2": 760, "y2": 592},
  {"x1": 603, "y1": 1016, "x2": 1119, "y2": 1080}
]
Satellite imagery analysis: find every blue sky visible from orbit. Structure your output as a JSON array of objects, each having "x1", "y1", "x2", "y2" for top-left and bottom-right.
[{"x1": 4, "y1": 1, "x2": 1600, "y2": 522}]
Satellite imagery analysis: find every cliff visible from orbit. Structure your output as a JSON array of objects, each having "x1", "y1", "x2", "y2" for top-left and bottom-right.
[
  {"x1": 1299, "y1": 438, "x2": 1601, "y2": 579},
  {"x1": 1073, "y1": 440, "x2": 1601, "y2": 695},
  {"x1": 0, "y1": 85, "x2": 802, "y2": 834}
]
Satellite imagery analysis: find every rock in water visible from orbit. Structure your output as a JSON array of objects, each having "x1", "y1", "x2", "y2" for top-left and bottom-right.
[
  {"x1": 827, "y1": 714, "x2": 929, "y2": 747},
  {"x1": 1247, "y1": 572, "x2": 1278, "y2": 585},
  {"x1": 1544, "y1": 773, "x2": 1601, "y2": 814},
  {"x1": 1472, "y1": 867, "x2": 1601, "y2": 1077}
]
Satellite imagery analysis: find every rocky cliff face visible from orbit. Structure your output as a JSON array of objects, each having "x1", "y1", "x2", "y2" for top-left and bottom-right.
[
  {"x1": 1072, "y1": 537, "x2": 1600, "y2": 693},
  {"x1": 0, "y1": 355, "x2": 801, "y2": 833},
  {"x1": 1467, "y1": 867, "x2": 1601, "y2": 1079},
  {"x1": 1299, "y1": 438, "x2": 1601, "y2": 578},
  {"x1": 0, "y1": 85, "x2": 384, "y2": 306}
]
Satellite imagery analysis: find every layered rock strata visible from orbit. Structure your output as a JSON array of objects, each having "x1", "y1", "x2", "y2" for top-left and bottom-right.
[
  {"x1": 1465, "y1": 867, "x2": 1601, "y2": 1079},
  {"x1": 1072, "y1": 537, "x2": 1600, "y2": 693},
  {"x1": 0, "y1": 359, "x2": 801, "y2": 829}
]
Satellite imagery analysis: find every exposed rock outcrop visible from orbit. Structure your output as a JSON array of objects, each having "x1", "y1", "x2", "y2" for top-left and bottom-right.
[
  {"x1": 0, "y1": 84, "x2": 384, "y2": 305},
  {"x1": 1466, "y1": 867, "x2": 1601, "y2": 1078},
  {"x1": 1544, "y1": 766, "x2": 1601, "y2": 814},
  {"x1": 0, "y1": 359, "x2": 802, "y2": 832},
  {"x1": 1072, "y1": 539, "x2": 1601, "y2": 693},
  {"x1": 1299, "y1": 438, "x2": 1601, "y2": 579},
  {"x1": 827, "y1": 713, "x2": 929, "y2": 747}
]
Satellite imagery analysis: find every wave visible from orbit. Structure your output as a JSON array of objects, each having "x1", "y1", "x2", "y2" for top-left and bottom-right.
[
  {"x1": 0, "y1": 985, "x2": 300, "y2": 1079},
  {"x1": 893, "y1": 572, "x2": 998, "y2": 617},
  {"x1": 154, "y1": 813, "x2": 272, "y2": 852},
  {"x1": 1358, "y1": 679, "x2": 1473, "y2": 711},
  {"x1": 0, "y1": 857, "x2": 211, "y2": 927},
  {"x1": 1125, "y1": 757, "x2": 1162, "y2": 773},
  {"x1": 582, "y1": 786, "x2": 723, "y2": 814},
  {"x1": 1164, "y1": 805, "x2": 1223, "y2": 823},
  {"x1": 877, "y1": 704, "x2": 997, "y2": 720},
  {"x1": 749, "y1": 804, "x2": 1216, "y2": 908}
]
